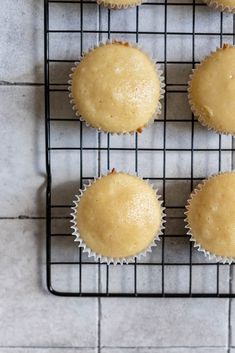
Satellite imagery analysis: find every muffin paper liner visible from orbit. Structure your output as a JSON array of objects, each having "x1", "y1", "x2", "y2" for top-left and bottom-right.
[
  {"x1": 203, "y1": 0, "x2": 235, "y2": 13},
  {"x1": 96, "y1": 0, "x2": 142, "y2": 9},
  {"x1": 70, "y1": 171, "x2": 166, "y2": 265},
  {"x1": 188, "y1": 44, "x2": 235, "y2": 136},
  {"x1": 184, "y1": 171, "x2": 235, "y2": 264},
  {"x1": 68, "y1": 39, "x2": 165, "y2": 135}
]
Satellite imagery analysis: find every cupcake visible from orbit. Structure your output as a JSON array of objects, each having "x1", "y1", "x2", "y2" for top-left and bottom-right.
[
  {"x1": 185, "y1": 172, "x2": 235, "y2": 263},
  {"x1": 71, "y1": 170, "x2": 165, "y2": 264},
  {"x1": 188, "y1": 44, "x2": 235, "y2": 135},
  {"x1": 97, "y1": 0, "x2": 142, "y2": 9},
  {"x1": 69, "y1": 41, "x2": 164, "y2": 134},
  {"x1": 203, "y1": 0, "x2": 235, "y2": 13}
]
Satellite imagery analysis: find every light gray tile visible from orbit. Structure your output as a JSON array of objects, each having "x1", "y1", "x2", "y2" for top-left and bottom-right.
[
  {"x1": 109, "y1": 7, "x2": 136, "y2": 32},
  {"x1": 137, "y1": 150, "x2": 163, "y2": 178},
  {"x1": 0, "y1": 86, "x2": 44, "y2": 216},
  {"x1": 48, "y1": 4, "x2": 100, "y2": 62},
  {"x1": 191, "y1": 265, "x2": 230, "y2": 295},
  {"x1": 166, "y1": 151, "x2": 191, "y2": 178},
  {"x1": 101, "y1": 299, "x2": 228, "y2": 347},
  {"x1": 165, "y1": 122, "x2": 191, "y2": 149},
  {"x1": 109, "y1": 133, "x2": 135, "y2": 149},
  {"x1": 0, "y1": 350, "x2": 95, "y2": 353},
  {"x1": 139, "y1": 5, "x2": 165, "y2": 33},
  {"x1": 139, "y1": 34, "x2": 165, "y2": 62},
  {"x1": 138, "y1": 123, "x2": 164, "y2": 150},
  {"x1": 101, "y1": 349, "x2": 227, "y2": 353},
  {"x1": 167, "y1": 6, "x2": 193, "y2": 33},
  {"x1": 229, "y1": 299, "x2": 235, "y2": 347},
  {"x1": 0, "y1": 0, "x2": 43, "y2": 82},
  {"x1": 100, "y1": 264, "x2": 136, "y2": 294},
  {"x1": 195, "y1": 5, "x2": 221, "y2": 34},
  {"x1": 135, "y1": 265, "x2": 162, "y2": 294},
  {"x1": 102, "y1": 150, "x2": 136, "y2": 175},
  {"x1": 194, "y1": 36, "x2": 220, "y2": 62},
  {"x1": 49, "y1": 2, "x2": 81, "y2": 31},
  {"x1": 163, "y1": 266, "x2": 190, "y2": 294},
  {"x1": 0, "y1": 220, "x2": 97, "y2": 347},
  {"x1": 167, "y1": 35, "x2": 192, "y2": 62},
  {"x1": 193, "y1": 151, "x2": 232, "y2": 178},
  {"x1": 51, "y1": 263, "x2": 98, "y2": 294},
  {"x1": 193, "y1": 123, "x2": 220, "y2": 150}
]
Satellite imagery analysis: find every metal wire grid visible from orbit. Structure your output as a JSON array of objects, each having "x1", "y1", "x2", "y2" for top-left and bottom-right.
[{"x1": 45, "y1": 0, "x2": 235, "y2": 297}]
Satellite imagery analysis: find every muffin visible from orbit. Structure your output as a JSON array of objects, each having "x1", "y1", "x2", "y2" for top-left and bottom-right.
[
  {"x1": 69, "y1": 41, "x2": 164, "y2": 134},
  {"x1": 71, "y1": 171, "x2": 165, "y2": 264},
  {"x1": 188, "y1": 44, "x2": 235, "y2": 135},
  {"x1": 203, "y1": 0, "x2": 235, "y2": 13},
  {"x1": 97, "y1": 0, "x2": 142, "y2": 9},
  {"x1": 185, "y1": 172, "x2": 235, "y2": 263}
]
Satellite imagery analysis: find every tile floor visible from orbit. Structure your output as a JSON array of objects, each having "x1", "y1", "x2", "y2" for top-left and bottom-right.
[{"x1": 0, "y1": 0, "x2": 234, "y2": 352}]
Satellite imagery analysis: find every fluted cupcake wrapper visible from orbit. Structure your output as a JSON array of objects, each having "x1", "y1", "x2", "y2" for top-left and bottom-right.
[
  {"x1": 203, "y1": 0, "x2": 235, "y2": 13},
  {"x1": 68, "y1": 39, "x2": 165, "y2": 135},
  {"x1": 70, "y1": 171, "x2": 166, "y2": 265},
  {"x1": 188, "y1": 44, "x2": 235, "y2": 136},
  {"x1": 184, "y1": 171, "x2": 235, "y2": 264},
  {"x1": 96, "y1": 0, "x2": 142, "y2": 9}
]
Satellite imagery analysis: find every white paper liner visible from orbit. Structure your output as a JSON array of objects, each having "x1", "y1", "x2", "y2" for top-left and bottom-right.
[
  {"x1": 203, "y1": 0, "x2": 235, "y2": 13},
  {"x1": 70, "y1": 171, "x2": 166, "y2": 265},
  {"x1": 184, "y1": 171, "x2": 235, "y2": 264},
  {"x1": 68, "y1": 39, "x2": 165, "y2": 135},
  {"x1": 96, "y1": 0, "x2": 142, "y2": 9},
  {"x1": 188, "y1": 44, "x2": 235, "y2": 136}
]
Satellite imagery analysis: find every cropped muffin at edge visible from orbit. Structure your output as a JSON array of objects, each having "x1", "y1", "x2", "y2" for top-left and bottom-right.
[
  {"x1": 97, "y1": 0, "x2": 142, "y2": 10},
  {"x1": 188, "y1": 44, "x2": 235, "y2": 135},
  {"x1": 203, "y1": 0, "x2": 235, "y2": 13},
  {"x1": 185, "y1": 172, "x2": 235, "y2": 262}
]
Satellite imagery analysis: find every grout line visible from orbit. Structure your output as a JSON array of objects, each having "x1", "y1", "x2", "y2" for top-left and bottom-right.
[
  {"x1": 99, "y1": 345, "x2": 227, "y2": 349},
  {"x1": 227, "y1": 266, "x2": 233, "y2": 353},
  {"x1": 0, "y1": 81, "x2": 44, "y2": 86},
  {"x1": 228, "y1": 301, "x2": 232, "y2": 353},
  {"x1": 0, "y1": 216, "x2": 73, "y2": 220},
  {"x1": 0, "y1": 345, "x2": 227, "y2": 350},
  {"x1": 0, "y1": 216, "x2": 45, "y2": 220},
  {"x1": 97, "y1": 297, "x2": 101, "y2": 353},
  {"x1": 0, "y1": 346, "x2": 96, "y2": 349},
  {"x1": 0, "y1": 345, "x2": 229, "y2": 350},
  {"x1": 97, "y1": 258, "x2": 101, "y2": 353}
]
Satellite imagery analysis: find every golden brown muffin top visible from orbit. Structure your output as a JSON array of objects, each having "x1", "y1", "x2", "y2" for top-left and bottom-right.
[
  {"x1": 71, "y1": 42, "x2": 161, "y2": 134},
  {"x1": 189, "y1": 45, "x2": 235, "y2": 135},
  {"x1": 186, "y1": 172, "x2": 235, "y2": 259},
  {"x1": 75, "y1": 172, "x2": 163, "y2": 259}
]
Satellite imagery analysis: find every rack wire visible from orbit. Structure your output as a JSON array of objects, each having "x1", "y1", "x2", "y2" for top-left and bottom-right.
[{"x1": 45, "y1": 0, "x2": 235, "y2": 297}]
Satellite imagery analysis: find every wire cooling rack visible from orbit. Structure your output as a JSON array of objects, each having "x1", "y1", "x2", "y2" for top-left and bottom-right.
[{"x1": 45, "y1": 0, "x2": 235, "y2": 297}]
